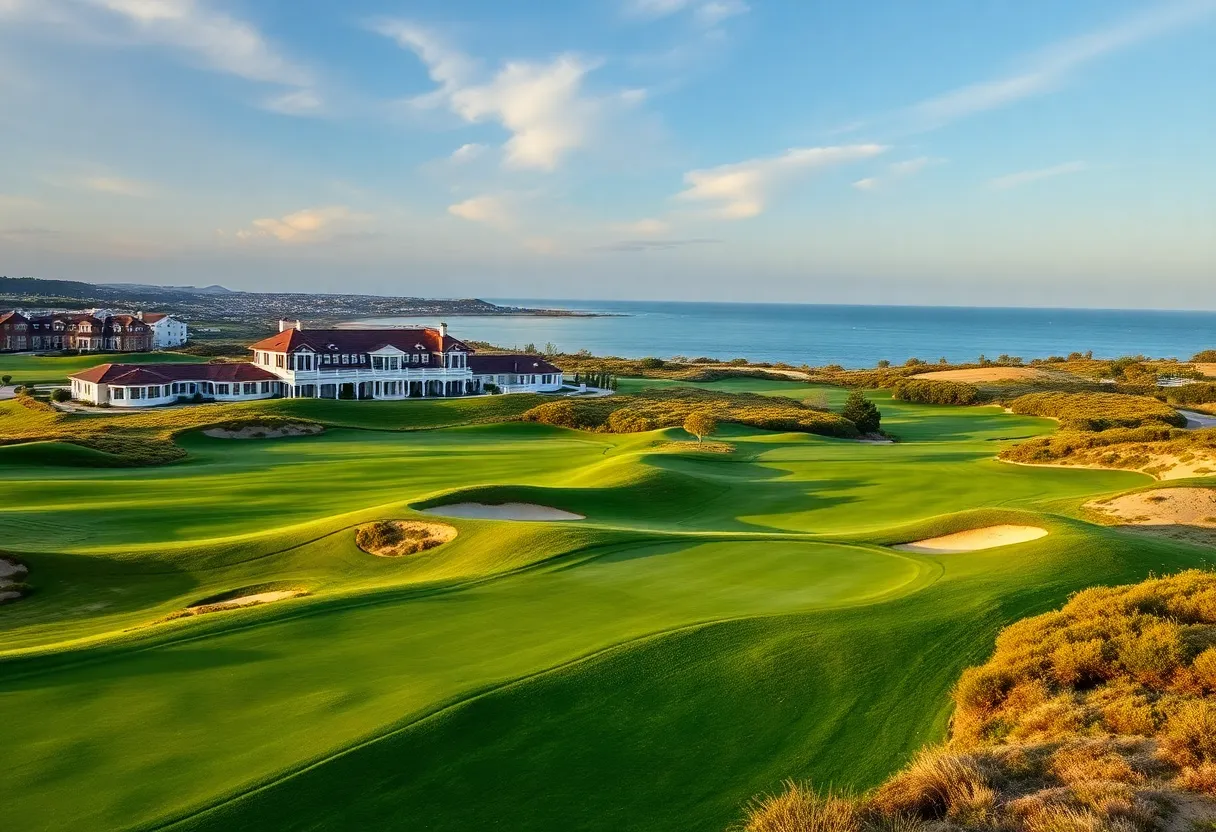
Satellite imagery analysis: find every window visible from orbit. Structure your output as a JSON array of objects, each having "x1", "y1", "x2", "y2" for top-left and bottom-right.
[
  {"x1": 244, "y1": 382, "x2": 257, "y2": 394},
  {"x1": 260, "y1": 381, "x2": 270, "y2": 393},
  {"x1": 217, "y1": 384, "x2": 229, "y2": 394},
  {"x1": 113, "y1": 388, "x2": 125, "y2": 400},
  {"x1": 276, "y1": 354, "x2": 284, "y2": 368},
  {"x1": 422, "y1": 354, "x2": 429, "y2": 364},
  {"x1": 341, "y1": 354, "x2": 349, "y2": 365},
  {"x1": 373, "y1": 356, "x2": 383, "y2": 370},
  {"x1": 130, "y1": 387, "x2": 143, "y2": 400}
]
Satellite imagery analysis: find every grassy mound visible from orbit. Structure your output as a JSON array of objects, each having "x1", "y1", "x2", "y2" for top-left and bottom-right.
[
  {"x1": 746, "y1": 570, "x2": 1216, "y2": 832},
  {"x1": 1009, "y1": 392, "x2": 1187, "y2": 431},
  {"x1": 0, "y1": 439, "x2": 128, "y2": 467},
  {"x1": 523, "y1": 387, "x2": 859, "y2": 438},
  {"x1": 1001, "y1": 427, "x2": 1216, "y2": 479}
]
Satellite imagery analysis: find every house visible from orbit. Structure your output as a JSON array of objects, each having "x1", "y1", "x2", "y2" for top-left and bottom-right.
[
  {"x1": 0, "y1": 311, "x2": 30, "y2": 352},
  {"x1": 138, "y1": 312, "x2": 189, "y2": 348},
  {"x1": 68, "y1": 322, "x2": 565, "y2": 405},
  {"x1": 2, "y1": 310, "x2": 155, "y2": 352},
  {"x1": 70, "y1": 363, "x2": 282, "y2": 407}
]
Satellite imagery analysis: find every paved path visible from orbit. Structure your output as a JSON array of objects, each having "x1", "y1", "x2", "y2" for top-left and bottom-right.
[
  {"x1": 0, "y1": 385, "x2": 15, "y2": 401},
  {"x1": 1179, "y1": 409, "x2": 1216, "y2": 429}
]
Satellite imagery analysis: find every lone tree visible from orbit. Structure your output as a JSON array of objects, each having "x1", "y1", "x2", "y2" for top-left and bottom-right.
[
  {"x1": 842, "y1": 390, "x2": 881, "y2": 435},
  {"x1": 0, "y1": 374, "x2": 11, "y2": 387},
  {"x1": 683, "y1": 410, "x2": 718, "y2": 444}
]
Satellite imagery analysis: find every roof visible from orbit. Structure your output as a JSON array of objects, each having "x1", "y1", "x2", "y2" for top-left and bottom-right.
[
  {"x1": 469, "y1": 354, "x2": 562, "y2": 375},
  {"x1": 140, "y1": 313, "x2": 169, "y2": 323},
  {"x1": 0, "y1": 311, "x2": 28, "y2": 325},
  {"x1": 248, "y1": 327, "x2": 473, "y2": 355},
  {"x1": 70, "y1": 362, "x2": 279, "y2": 385}
]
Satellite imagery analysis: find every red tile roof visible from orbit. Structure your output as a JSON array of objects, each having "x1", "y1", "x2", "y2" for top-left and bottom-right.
[
  {"x1": 248, "y1": 327, "x2": 472, "y2": 356},
  {"x1": 140, "y1": 313, "x2": 168, "y2": 323},
  {"x1": 469, "y1": 354, "x2": 561, "y2": 375},
  {"x1": 0, "y1": 311, "x2": 28, "y2": 325},
  {"x1": 70, "y1": 362, "x2": 279, "y2": 385}
]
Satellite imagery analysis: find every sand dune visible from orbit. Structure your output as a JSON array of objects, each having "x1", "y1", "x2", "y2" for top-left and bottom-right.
[
  {"x1": 1087, "y1": 487, "x2": 1216, "y2": 528},
  {"x1": 893, "y1": 525, "x2": 1048, "y2": 553}
]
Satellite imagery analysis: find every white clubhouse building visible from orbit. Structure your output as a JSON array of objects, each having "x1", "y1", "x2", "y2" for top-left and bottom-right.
[{"x1": 69, "y1": 322, "x2": 564, "y2": 407}]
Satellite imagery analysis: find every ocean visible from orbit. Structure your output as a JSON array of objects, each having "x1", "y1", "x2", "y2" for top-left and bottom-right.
[{"x1": 354, "y1": 301, "x2": 1216, "y2": 369}]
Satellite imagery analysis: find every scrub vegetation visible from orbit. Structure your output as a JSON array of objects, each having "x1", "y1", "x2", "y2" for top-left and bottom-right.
[{"x1": 1008, "y1": 392, "x2": 1188, "y2": 431}]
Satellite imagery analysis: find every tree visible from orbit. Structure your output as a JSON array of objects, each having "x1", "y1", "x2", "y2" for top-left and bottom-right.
[
  {"x1": 877, "y1": 359, "x2": 890, "y2": 368},
  {"x1": 0, "y1": 374, "x2": 11, "y2": 387},
  {"x1": 841, "y1": 390, "x2": 881, "y2": 435},
  {"x1": 544, "y1": 342, "x2": 558, "y2": 357},
  {"x1": 523, "y1": 342, "x2": 537, "y2": 353},
  {"x1": 683, "y1": 410, "x2": 717, "y2": 444}
]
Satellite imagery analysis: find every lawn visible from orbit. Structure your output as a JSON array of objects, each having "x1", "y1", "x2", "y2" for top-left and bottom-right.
[
  {"x1": 0, "y1": 350, "x2": 202, "y2": 385},
  {"x1": 0, "y1": 377, "x2": 1204, "y2": 832}
]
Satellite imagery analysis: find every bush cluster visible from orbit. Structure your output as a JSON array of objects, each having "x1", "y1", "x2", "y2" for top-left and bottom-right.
[
  {"x1": 745, "y1": 570, "x2": 1216, "y2": 832},
  {"x1": 892, "y1": 379, "x2": 986, "y2": 406},
  {"x1": 1009, "y1": 392, "x2": 1187, "y2": 431},
  {"x1": 523, "y1": 387, "x2": 860, "y2": 438},
  {"x1": 1164, "y1": 383, "x2": 1216, "y2": 407}
]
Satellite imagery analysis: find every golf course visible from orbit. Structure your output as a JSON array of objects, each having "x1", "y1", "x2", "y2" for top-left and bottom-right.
[{"x1": 2, "y1": 370, "x2": 1213, "y2": 832}]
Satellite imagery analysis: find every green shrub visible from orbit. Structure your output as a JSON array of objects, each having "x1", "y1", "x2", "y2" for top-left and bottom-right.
[
  {"x1": 1192, "y1": 350, "x2": 1216, "y2": 363},
  {"x1": 841, "y1": 391, "x2": 881, "y2": 434},
  {"x1": 50, "y1": 389, "x2": 71, "y2": 403},
  {"x1": 892, "y1": 379, "x2": 985, "y2": 406},
  {"x1": 1166, "y1": 383, "x2": 1216, "y2": 406},
  {"x1": 1009, "y1": 392, "x2": 1187, "y2": 431}
]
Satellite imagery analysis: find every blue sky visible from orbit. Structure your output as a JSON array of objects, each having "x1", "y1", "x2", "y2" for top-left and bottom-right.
[{"x1": 0, "y1": 0, "x2": 1213, "y2": 307}]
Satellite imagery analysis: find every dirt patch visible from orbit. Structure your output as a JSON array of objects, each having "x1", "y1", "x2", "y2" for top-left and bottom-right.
[
  {"x1": 1086, "y1": 487, "x2": 1216, "y2": 528},
  {"x1": 893, "y1": 524, "x2": 1048, "y2": 553},
  {"x1": 181, "y1": 590, "x2": 306, "y2": 616},
  {"x1": 354, "y1": 520, "x2": 457, "y2": 557},
  {"x1": 911, "y1": 367, "x2": 1054, "y2": 383},
  {"x1": 422, "y1": 502, "x2": 585, "y2": 521},
  {"x1": 203, "y1": 424, "x2": 324, "y2": 439},
  {"x1": 1193, "y1": 363, "x2": 1216, "y2": 378},
  {"x1": 1002, "y1": 453, "x2": 1216, "y2": 481}
]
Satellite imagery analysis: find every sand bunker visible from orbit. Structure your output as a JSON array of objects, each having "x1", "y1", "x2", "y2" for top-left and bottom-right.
[
  {"x1": 422, "y1": 502, "x2": 585, "y2": 521},
  {"x1": 1194, "y1": 363, "x2": 1216, "y2": 378},
  {"x1": 894, "y1": 525, "x2": 1048, "y2": 553},
  {"x1": 0, "y1": 557, "x2": 28, "y2": 604},
  {"x1": 185, "y1": 590, "x2": 305, "y2": 615},
  {"x1": 911, "y1": 367, "x2": 1053, "y2": 383},
  {"x1": 1087, "y1": 488, "x2": 1216, "y2": 528},
  {"x1": 203, "y1": 424, "x2": 323, "y2": 439},
  {"x1": 355, "y1": 520, "x2": 457, "y2": 557}
]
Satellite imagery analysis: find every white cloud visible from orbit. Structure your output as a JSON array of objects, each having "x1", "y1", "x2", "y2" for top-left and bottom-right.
[
  {"x1": 378, "y1": 22, "x2": 612, "y2": 172},
  {"x1": 678, "y1": 144, "x2": 887, "y2": 219},
  {"x1": 854, "y1": 157, "x2": 943, "y2": 191},
  {"x1": 617, "y1": 218, "x2": 671, "y2": 235},
  {"x1": 695, "y1": 0, "x2": 749, "y2": 27},
  {"x1": 1, "y1": 0, "x2": 320, "y2": 114},
  {"x1": 237, "y1": 206, "x2": 357, "y2": 243},
  {"x1": 852, "y1": 178, "x2": 879, "y2": 191},
  {"x1": 263, "y1": 89, "x2": 323, "y2": 116},
  {"x1": 626, "y1": 0, "x2": 748, "y2": 27},
  {"x1": 448, "y1": 195, "x2": 509, "y2": 226},
  {"x1": 449, "y1": 142, "x2": 487, "y2": 162},
  {"x1": 990, "y1": 161, "x2": 1088, "y2": 190},
  {"x1": 907, "y1": 0, "x2": 1216, "y2": 128},
  {"x1": 82, "y1": 174, "x2": 155, "y2": 197}
]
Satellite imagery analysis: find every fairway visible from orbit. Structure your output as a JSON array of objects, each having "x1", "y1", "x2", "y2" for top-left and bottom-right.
[{"x1": 1, "y1": 377, "x2": 1207, "y2": 832}]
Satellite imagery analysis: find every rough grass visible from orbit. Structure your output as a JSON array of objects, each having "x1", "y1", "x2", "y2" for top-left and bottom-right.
[
  {"x1": 523, "y1": 386, "x2": 859, "y2": 438},
  {"x1": 1000, "y1": 426, "x2": 1216, "y2": 477},
  {"x1": 747, "y1": 571, "x2": 1216, "y2": 832},
  {"x1": 1009, "y1": 393, "x2": 1187, "y2": 431}
]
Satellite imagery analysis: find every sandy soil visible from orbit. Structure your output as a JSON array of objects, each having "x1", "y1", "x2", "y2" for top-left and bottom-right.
[
  {"x1": 422, "y1": 502, "x2": 585, "y2": 521},
  {"x1": 355, "y1": 520, "x2": 457, "y2": 557},
  {"x1": 893, "y1": 524, "x2": 1048, "y2": 553},
  {"x1": 1087, "y1": 488, "x2": 1216, "y2": 527},
  {"x1": 911, "y1": 367, "x2": 1054, "y2": 383},
  {"x1": 1193, "y1": 363, "x2": 1216, "y2": 378},
  {"x1": 203, "y1": 424, "x2": 323, "y2": 439},
  {"x1": 1002, "y1": 454, "x2": 1216, "y2": 481},
  {"x1": 186, "y1": 590, "x2": 305, "y2": 614}
]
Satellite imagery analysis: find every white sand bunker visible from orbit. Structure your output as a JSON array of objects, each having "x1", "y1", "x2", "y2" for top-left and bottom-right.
[
  {"x1": 355, "y1": 520, "x2": 457, "y2": 557},
  {"x1": 894, "y1": 525, "x2": 1048, "y2": 553},
  {"x1": 0, "y1": 557, "x2": 28, "y2": 604},
  {"x1": 422, "y1": 502, "x2": 585, "y2": 521},
  {"x1": 203, "y1": 423, "x2": 323, "y2": 439},
  {"x1": 185, "y1": 590, "x2": 306, "y2": 615},
  {"x1": 1087, "y1": 488, "x2": 1216, "y2": 528}
]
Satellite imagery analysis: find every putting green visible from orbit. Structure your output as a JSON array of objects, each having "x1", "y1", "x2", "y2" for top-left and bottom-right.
[{"x1": 0, "y1": 377, "x2": 1193, "y2": 832}]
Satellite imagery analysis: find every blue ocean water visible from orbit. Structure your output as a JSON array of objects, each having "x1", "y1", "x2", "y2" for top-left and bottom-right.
[{"x1": 356, "y1": 301, "x2": 1216, "y2": 369}]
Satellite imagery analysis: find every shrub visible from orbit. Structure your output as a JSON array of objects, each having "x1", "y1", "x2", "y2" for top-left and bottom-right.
[
  {"x1": 0, "y1": 374, "x2": 11, "y2": 386},
  {"x1": 1009, "y1": 392, "x2": 1187, "y2": 431},
  {"x1": 892, "y1": 379, "x2": 984, "y2": 406},
  {"x1": 50, "y1": 388, "x2": 70, "y2": 403},
  {"x1": 743, "y1": 785, "x2": 863, "y2": 832},
  {"x1": 638, "y1": 357, "x2": 665, "y2": 370},
  {"x1": 841, "y1": 391, "x2": 881, "y2": 434},
  {"x1": 1166, "y1": 383, "x2": 1216, "y2": 406},
  {"x1": 871, "y1": 747, "x2": 991, "y2": 821},
  {"x1": 1193, "y1": 350, "x2": 1216, "y2": 363}
]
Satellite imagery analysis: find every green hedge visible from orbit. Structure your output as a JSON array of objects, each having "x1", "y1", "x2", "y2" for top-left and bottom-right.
[
  {"x1": 1008, "y1": 391, "x2": 1187, "y2": 431},
  {"x1": 891, "y1": 379, "x2": 986, "y2": 406}
]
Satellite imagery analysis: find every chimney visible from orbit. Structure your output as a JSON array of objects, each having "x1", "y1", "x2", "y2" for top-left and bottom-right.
[
  {"x1": 136, "y1": 310, "x2": 144, "y2": 321},
  {"x1": 438, "y1": 321, "x2": 448, "y2": 338},
  {"x1": 295, "y1": 319, "x2": 303, "y2": 331},
  {"x1": 279, "y1": 319, "x2": 290, "y2": 332}
]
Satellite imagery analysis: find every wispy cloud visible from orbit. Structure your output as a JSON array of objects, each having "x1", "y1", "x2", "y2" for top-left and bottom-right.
[
  {"x1": 677, "y1": 144, "x2": 887, "y2": 219},
  {"x1": 626, "y1": 0, "x2": 749, "y2": 28},
  {"x1": 1, "y1": 0, "x2": 321, "y2": 114},
  {"x1": 82, "y1": 174, "x2": 156, "y2": 197},
  {"x1": 594, "y1": 237, "x2": 720, "y2": 252},
  {"x1": 236, "y1": 206, "x2": 359, "y2": 243},
  {"x1": 447, "y1": 195, "x2": 509, "y2": 226},
  {"x1": 852, "y1": 156, "x2": 944, "y2": 191},
  {"x1": 377, "y1": 22, "x2": 628, "y2": 171},
  {"x1": 905, "y1": 0, "x2": 1216, "y2": 129},
  {"x1": 852, "y1": 178, "x2": 879, "y2": 191},
  {"x1": 449, "y1": 142, "x2": 487, "y2": 163},
  {"x1": 615, "y1": 218, "x2": 671, "y2": 235},
  {"x1": 989, "y1": 161, "x2": 1088, "y2": 190}
]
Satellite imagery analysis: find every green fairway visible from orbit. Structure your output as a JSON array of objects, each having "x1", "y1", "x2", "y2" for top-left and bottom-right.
[
  {"x1": 0, "y1": 377, "x2": 1204, "y2": 832},
  {"x1": 0, "y1": 350, "x2": 202, "y2": 385}
]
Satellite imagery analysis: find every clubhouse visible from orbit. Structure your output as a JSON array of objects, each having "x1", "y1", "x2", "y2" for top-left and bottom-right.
[{"x1": 69, "y1": 322, "x2": 565, "y2": 407}]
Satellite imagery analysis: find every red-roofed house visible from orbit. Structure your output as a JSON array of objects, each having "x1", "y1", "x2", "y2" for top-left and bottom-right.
[
  {"x1": 1, "y1": 311, "x2": 30, "y2": 352},
  {"x1": 68, "y1": 321, "x2": 564, "y2": 406}
]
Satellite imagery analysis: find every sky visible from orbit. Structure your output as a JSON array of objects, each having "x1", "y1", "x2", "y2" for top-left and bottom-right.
[{"x1": 0, "y1": 0, "x2": 1214, "y2": 308}]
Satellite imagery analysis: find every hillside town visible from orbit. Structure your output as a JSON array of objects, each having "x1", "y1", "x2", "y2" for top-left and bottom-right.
[{"x1": 0, "y1": 309, "x2": 188, "y2": 352}]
